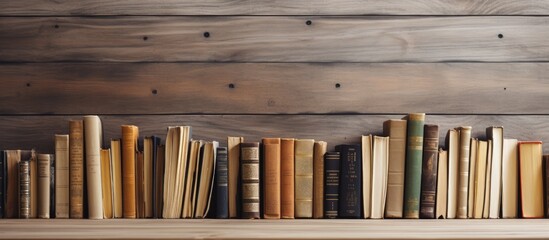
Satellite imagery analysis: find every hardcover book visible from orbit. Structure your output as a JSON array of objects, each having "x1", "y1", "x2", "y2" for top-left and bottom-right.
[
  {"x1": 313, "y1": 141, "x2": 327, "y2": 219},
  {"x1": 403, "y1": 113, "x2": 425, "y2": 219},
  {"x1": 435, "y1": 150, "x2": 448, "y2": 219},
  {"x1": 100, "y1": 149, "x2": 113, "y2": 219},
  {"x1": 55, "y1": 134, "x2": 70, "y2": 218},
  {"x1": 487, "y1": 127, "x2": 503, "y2": 219},
  {"x1": 122, "y1": 125, "x2": 139, "y2": 219},
  {"x1": 19, "y1": 160, "x2": 30, "y2": 219},
  {"x1": 27, "y1": 150, "x2": 37, "y2": 218},
  {"x1": 69, "y1": 120, "x2": 84, "y2": 219},
  {"x1": 502, "y1": 139, "x2": 518, "y2": 218},
  {"x1": 110, "y1": 139, "x2": 123, "y2": 218},
  {"x1": 262, "y1": 138, "x2": 281, "y2": 219},
  {"x1": 467, "y1": 138, "x2": 478, "y2": 218},
  {"x1": 361, "y1": 135, "x2": 372, "y2": 218},
  {"x1": 154, "y1": 144, "x2": 165, "y2": 219},
  {"x1": 295, "y1": 139, "x2": 315, "y2": 218},
  {"x1": 280, "y1": 138, "x2": 295, "y2": 219},
  {"x1": 419, "y1": 125, "x2": 439, "y2": 219},
  {"x1": 446, "y1": 129, "x2": 459, "y2": 219},
  {"x1": 324, "y1": 152, "x2": 340, "y2": 219},
  {"x1": 227, "y1": 136, "x2": 244, "y2": 218},
  {"x1": 336, "y1": 144, "x2": 362, "y2": 219},
  {"x1": 383, "y1": 119, "x2": 407, "y2": 218},
  {"x1": 6, "y1": 150, "x2": 21, "y2": 218},
  {"x1": 240, "y1": 142, "x2": 260, "y2": 219},
  {"x1": 456, "y1": 126, "x2": 472, "y2": 219},
  {"x1": 215, "y1": 147, "x2": 228, "y2": 219},
  {"x1": 474, "y1": 140, "x2": 488, "y2": 219},
  {"x1": 84, "y1": 115, "x2": 104, "y2": 220},
  {"x1": 518, "y1": 141, "x2": 544, "y2": 218},
  {"x1": 38, "y1": 154, "x2": 51, "y2": 219}
]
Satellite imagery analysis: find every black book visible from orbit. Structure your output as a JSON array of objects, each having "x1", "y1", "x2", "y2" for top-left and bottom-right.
[
  {"x1": 50, "y1": 154, "x2": 56, "y2": 218},
  {"x1": 215, "y1": 147, "x2": 228, "y2": 218},
  {"x1": 335, "y1": 144, "x2": 362, "y2": 219},
  {"x1": 324, "y1": 152, "x2": 340, "y2": 219},
  {"x1": 0, "y1": 151, "x2": 5, "y2": 219}
]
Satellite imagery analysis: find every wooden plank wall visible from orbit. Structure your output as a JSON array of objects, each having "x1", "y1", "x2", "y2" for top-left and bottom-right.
[{"x1": 0, "y1": 0, "x2": 548, "y2": 152}]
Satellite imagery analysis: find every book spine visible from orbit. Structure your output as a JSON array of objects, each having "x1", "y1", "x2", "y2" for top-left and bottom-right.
[
  {"x1": 262, "y1": 138, "x2": 281, "y2": 219},
  {"x1": 420, "y1": 124, "x2": 439, "y2": 219},
  {"x1": 122, "y1": 125, "x2": 138, "y2": 218},
  {"x1": 240, "y1": 142, "x2": 260, "y2": 219},
  {"x1": 55, "y1": 135, "x2": 69, "y2": 218},
  {"x1": 436, "y1": 150, "x2": 448, "y2": 219},
  {"x1": 111, "y1": 139, "x2": 123, "y2": 218},
  {"x1": 544, "y1": 155, "x2": 549, "y2": 218},
  {"x1": 337, "y1": 144, "x2": 362, "y2": 219},
  {"x1": 384, "y1": 120, "x2": 407, "y2": 218},
  {"x1": 50, "y1": 154, "x2": 55, "y2": 218},
  {"x1": 295, "y1": 139, "x2": 315, "y2": 218},
  {"x1": 215, "y1": 147, "x2": 228, "y2": 219},
  {"x1": 69, "y1": 120, "x2": 84, "y2": 219},
  {"x1": 457, "y1": 126, "x2": 472, "y2": 219},
  {"x1": 154, "y1": 144, "x2": 164, "y2": 219},
  {"x1": 19, "y1": 160, "x2": 30, "y2": 219},
  {"x1": 324, "y1": 152, "x2": 340, "y2": 219},
  {"x1": 38, "y1": 154, "x2": 50, "y2": 219},
  {"x1": 371, "y1": 136, "x2": 389, "y2": 219},
  {"x1": 502, "y1": 139, "x2": 518, "y2": 218},
  {"x1": 136, "y1": 151, "x2": 144, "y2": 218},
  {"x1": 6, "y1": 150, "x2": 21, "y2": 218},
  {"x1": 84, "y1": 115, "x2": 104, "y2": 220},
  {"x1": 313, "y1": 141, "x2": 327, "y2": 219},
  {"x1": 280, "y1": 138, "x2": 295, "y2": 219},
  {"x1": 227, "y1": 137, "x2": 243, "y2": 218},
  {"x1": 25, "y1": 151, "x2": 37, "y2": 219},
  {"x1": 403, "y1": 113, "x2": 425, "y2": 219},
  {"x1": 0, "y1": 151, "x2": 4, "y2": 219}
]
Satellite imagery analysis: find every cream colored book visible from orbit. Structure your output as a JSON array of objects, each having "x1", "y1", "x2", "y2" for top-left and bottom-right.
[
  {"x1": 446, "y1": 129, "x2": 459, "y2": 218},
  {"x1": 518, "y1": 141, "x2": 544, "y2": 218},
  {"x1": 83, "y1": 115, "x2": 103, "y2": 219},
  {"x1": 467, "y1": 138, "x2": 478, "y2": 218},
  {"x1": 110, "y1": 139, "x2": 123, "y2": 218},
  {"x1": 383, "y1": 119, "x2": 407, "y2": 218},
  {"x1": 163, "y1": 126, "x2": 191, "y2": 219},
  {"x1": 182, "y1": 140, "x2": 201, "y2": 218},
  {"x1": 502, "y1": 139, "x2": 518, "y2": 218},
  {"x1": 474, "y1": 140, "x2": 488, "y2": 219},
  {"x1": 100, "y1": 149, "x2": 113, "y2": 219},
  {"x1": 37, "y1": 154, "x2": 51, "y2": 219},
  {"x1": 55, "y1": 134, "x2": 70, "y2": 218},
  {"x1": 294, "y1": 139, "x2": 314, "y2": 218},
  {"x1": 194, "y1": 141, "x2": 218, "y2": 218},
  {"x1": 457, "y1": 126, "x2": 472, "y2": 219},
  {"x1": 227, "y1": 137, "x2": 243, "y2": 218},
  {"x1": 361, "y1": 135, "x2": 372, "y2": 219},
  {"x1": 435, "y1": 150, "x2": 448, "y2": 219},
  {"x1": 371, "y1": 136, "x2": 389, "y2": 219},
  {"x1": 487, "y1": 127, "x2": 503, "y2": 219},
  {"x1": 483, "y1": 140, "x2": 493, "y2": 219}
]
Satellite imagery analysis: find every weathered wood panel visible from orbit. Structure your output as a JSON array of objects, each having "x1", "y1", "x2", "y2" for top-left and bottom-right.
[
  {"x1": 1, "y1": 115, "x2": 548, "y2": 153},
  {"x1": 1, "y1": 17, "x2": 548, "y2": 62},
  {"x1": 1, "y1": 63, "x2": 547, "y2": 115},
  {"x1": 1, "y1": 0, "x2": 549, "y2": 16}
]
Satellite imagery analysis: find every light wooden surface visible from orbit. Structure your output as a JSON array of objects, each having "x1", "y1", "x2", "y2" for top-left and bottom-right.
[
  {"x1": 1, "y1": 17, "x2": 548, "y2": 62},
  {"x1": 1, "y1": 219, "x2": 549, "y2": 239}
]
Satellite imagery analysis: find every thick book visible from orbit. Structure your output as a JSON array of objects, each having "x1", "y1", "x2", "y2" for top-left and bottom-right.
[
  {"x1": 295, "y1": 139, "x2": 315, "y2": 218},
  {"x1": 262, "y1": 138, "x2": 281, "y2": 219},
  {"x1": 435, "y1": 149, "x2": 448, "y2": 219},
  {"x1": 403, "y1": 113, "x2": 425, "y2": 219},
  {"x1": 182, "y1": 140, "x2": 201, "y2": 218},
  {"x1": 324, "y1": 152, "x2": 340, "y2": 219},
  {"x1": 227, "y1": 136, "x2": 243, "y2": 219},
  {"x1": 445, "y1": 129, "x2": 459, "y2": 219},
  {"x1": 0, "y1": 151, "x2": 4, "y2": 218},
  {"x1": 483, "y1": 140, "x2": 493, "y2": 219},
  {"x1": 502, "y1": 139, "x2": 518, "y2": 218},
  {"x1": 313, "y1": 141, "x2": 327, "y2": 219},
  {"x1": 5, "y1": 150, "x2": 21, "y2": 218},
  {"x1": 121, "y1": 125, "x2": 138, "y2": 219},
  {"x1": 154, "y1": 144, "x2": 165, "y2": 219},
  {"x1": 383, "y1": 119, "x2": 407, "y2": 218},
  {"x1": 467, "y1": 138, "x2": 478, "y2": 218},
  {"x1": 240, "y1": 142, "x2": 260, "y2": 219},
  {"x1": 545, "y1": 155, "x2": 549, "y2": 218},
  {"x1": 336, "y1": 144, "x2": 362, "y2": 219},
  {"x1": 456, "y1": 126, "x2": 472, "y2": 219},
  {"x1": 487, "y1": 126, "x2": 503, "y2": 219},
  {"x1": 69, "y1": 120, "x2": 84, "y2": 219},
  {"x1": 474, "y1": 140, "x2": 488, "y2": 219},
  {"x1": 55, "y1": 134, "x2": 69, "y2": 218},
  {"x1": 215, "y1": 147, "x2": 228, "y2": 218},
  {"x1": 371, "y1": 136, "x2": 389, "y2": 219},
  {"x1": 518, "y1": 141, "x2": 544, "y2": 218},
  {"x1": 84, "y1": 115, "x2": 104, "y2": 220},
  {"x1": 361, "y1": 135, "x2": 372, "y2": 218},
  {"x1": 194, "y1": 141, "x2": 218, "y2": 218},
  {"x1": 27, "y1": 150, "x2": 37, "y2": 218},
  {"x1": 100, "y1": 149, "x2": 113, "y2": 219},
  {"x1": 143, "y1": 137, "x2": 155, "y2": 218},
  {"x1": 19, "y1": 160, "x2": 30, "y2": 219},
  {"x1": 38, "y1": 154, "x2": 51, "y2": 219},
  {"x1": 419, "y1": 125, "x2": 439, "y2": 219},
  {"x1": 280, "y1": 138, "x2": 295, "y2": 219}
]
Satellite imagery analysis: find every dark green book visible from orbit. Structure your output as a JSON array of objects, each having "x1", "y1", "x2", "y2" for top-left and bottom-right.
[{"x1": 403, "y1": 113, "x2": 425, "y2": 218}]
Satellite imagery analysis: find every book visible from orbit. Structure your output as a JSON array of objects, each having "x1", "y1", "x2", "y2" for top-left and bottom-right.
[
  {"x1": 262, "y1": 138, "x2": 281, "y2": 219},
  {"x1": 280, "y1": 138, "x2": 295, "y2": 219},
  {"x1": 487, "y1": 127, "x2": 503, "y2": 219},
  {"x1": 227, "y1": 136, "x2": 243, "y2": 218},
  {"x1": 183, "y1": 140, "x2": 201, "y2": 218},
  {"x1": 50, "y1": 154, "x2": 55, "y2": 218},
  {"x1": 0, "y1": 151, "x2": 4, "y2": 218},
  {"x1": 240, "y1": 142, "x2": 260, "y2": 219},
  {"x1": 27, "y1": 150, "x2": 37, "y2": 218},
  {"x1": 19, "y1": 160, "x2": 30, "y2": 219},
  {"x1": 371, "y1": 136, "x2": 389, "y2": 219},
  {"x1": 467, "y1": 138, "x2": 478, "y2": 218},
  {"x1": 69, "y1": 120, "x2": 84, "y2": 219},
  {"x1": 38, "y1": 154, "x2": 51, "y2": 219},
  {"x1": 146, "y1": 136, "x2": 160, "y2": 219},
  {"x1": 84, "y1": 115, "x2": 104, "y2": 220},
  {"x1": 324, "y1": 152, "x2": 340, "y2": 219},
  {"x1": 403, "y1": 113, "x2": 425, "y2": 219},
  {"x1": 5, "y1": 150, "x2": 21, "y2": 218},
  {"x1": 121, "y1": 125, "x2": 138, "y2": 219},
  {"x1": 143, "y1": 137, "x2": 155, "y2": 218},
  {"x1": 483, "y1": 140, "x2": 493, "y2": 219},
  {"x1": 154, "y1": 144, "x2": 165, "y2": 219},
  {"x1": 502, "y1": 139, "x2": 518, "y2": 218},
  {"x1": 163, "y1": 126, "x2": 191, "y2": 218},
  {"x1": 55, "y1": 134, "x2": 69, "y2": 218},
  {"x1": 295, "y1": 139, "x2": 315, "y2": 218},
  {"x1": 336, "y1": 144, "x2": 362, "y2": 219},
  {"x1": 313, "y1": 141, "x2": 327, "y2": 219},
  {"x1": 456, "y1": 126, "x2": 472, "y2": 219},
  {"x1": 361, "y1": 135, "x2": 372, "y2": 219},
  {"x1": 215, "y1": 147, "x2": 228, "y2": 219},
  {"x1": 136, "y1": 151, "x2": 144, "y2": 218},
  {"x1": 420, "y1": 124, "x2": 439, "y2": 219},
  {"x1": 545, "y1": 155, "x2": 549, "y2": 218},
  {"x1": 100, "y1": 149, "x2": 113, "y2": 219},
  {"x1": 435, "y1": 149, "x2": 448, "y2": 219},
  {"x1": 110, "y1": 139, "x2": 123, "y2": 218},
  {"x1": 474, "y1": 140, "x2": 488, "y2": 219},
  {"x1": 446, "y1": 128, "x2": 459, "y2": 219},
  {"x1": 383, "y1": 119, "x2": 407, "y2": 218},
  {"x1": 518, "y1": 141, "x2": 544, "y2": 218},
  {"x1": 194, "y1": 141, "x2": 218, "y2": 218}
]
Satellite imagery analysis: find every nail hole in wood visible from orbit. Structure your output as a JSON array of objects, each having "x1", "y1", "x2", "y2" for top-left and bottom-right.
[
  {"x1": 335, "y1": 83, "x2": 341, "y2": 88},
  {"x1": 203, "y1": 32, "x2": 210, "y2": 38},
  {"x1": 504, "y1": 87, "x2": 507, "y2": 90},
  {"x1": 143, "y1": 36, "x2": 148, "y2": 41},
  {"x1": 228, "y1": 83, "x2": 235, "y2": 89},
  {"x1": 26, "y1": 83, "x2": 31, "y2": 87},
  {"x1": 152, "y1": 89, "x2": 158, "y2": 95},
  {"x1": 306, "y1": 20, "x2": 312, "y2": 26},
  {"x1": 54, "y1": 25, "x2": 59, "y2": 29},
  {"x1": 498, "y1": 34, "x2": 503, "y2": 39}
]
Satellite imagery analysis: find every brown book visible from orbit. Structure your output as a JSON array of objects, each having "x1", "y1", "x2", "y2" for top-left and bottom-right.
[
  {"x1": 227, "y1": 136, "x2": 243, "y2": 218},
  {"x1": 295, "y1": 139, "x2": 314, "y2": 218},
  {"x1": 419, "y1": 124, "x2": 439, "y2": 219},
  {"x1": 518, "y1": 141, "x2": 544, "y2": 218},
  {"x1": 6, "y1": 150, "x2": 21, "y2": 218},
  {"x1": 154, "y1": 144, "x2": 165, "y2": 218},
  {"x1": 136, "y1": 151, "x2": 144, "y2": 218},
  {"x1": 100, "y1": 149, "x2": 113, "y2": 219},
  {"x1": 55, "y1": 134, "x2": 70, "y2": 219},
  {"x1": 383, "y1": 119, "x2": 407, "y2": 218},
  {"x1": 240, "y1": 142, "x2": 260, "y2": 219},
  {"x1": 110, "y1": 139, "x2": 123, "y2": 218},
  {"x1": 143, "y1": 137, "x2": 154, "y2": 218},
  {"x1": 544, "y1": 155, "x2": 549, "y2": 218},
  {"x1": 457, "y1": 126, "x2": 472, "y2": 219},
  {"x1": 313, "y1": 141, "x2": 327, "y2": 219},
  {"x1": 84, "y1": 115, "x2": 104, "y2": 220},
  {"x1": 69, "y1": 120, "x2": 84, "y2": 219},
  {"x1": 121, "y1": 125, "x2": 138, "y2": 219},
  {"x1": 38, "y1": 154, "x2": 51, "y2": 219},
  {"x1": 262, "y1": 138, "x2": 281, "y2": 219},
  {"x1": 280, "y1": 138, "x2": 295, "y2": 219},
  {"x1": 19, "y1": 160, "x2": 30, "y2": 219},
  {"x1": 27, "y1": 150, "x2": 37, "y2": 218}
]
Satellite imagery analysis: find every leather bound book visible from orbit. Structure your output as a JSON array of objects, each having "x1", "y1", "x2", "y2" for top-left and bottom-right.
[
  {"x1": 110, "y1": 139, "x2": 123, "y2": 218},
  {"x1": 69, "y1": 120, "x2": 84, "y2": 219},
  {"x1": 518, "y1": 141, "x2": 544, "y2": 218},
  {"x1": 0, "y1": 151, "x2": 4, "y2": 218},
  {"x1": 240, "y1": 142, "x2": 260, "y2": 219},
  {"x1": 122, "y1": 125, "x2": 138, "y2": 219},
  {"x1": 383, "y1": 119, "x2": 407, "y2": 218},
  {"x1": 84, "y1": 115, "x2": 104, "y2": 220},
  {"x1": 324, "y1": 152, "x2": 340, "y2": 219},
  {"x1": 143, "y1": 137, "x2": 154, "y2": 218},
  {"x1": 55, "y1": 135, "x2": 70, "y2": 218},
  {"x1": 336, "y1": 144, "x2": 362, "y2": 219},
  {"x1": 26, "y1": 150, "x2": 37, "y2": 219},
  {"x1": 262, "y1": 138, "x2": 281, "y2": 219},
  {"x1": 100, "y1": 149, "x2": 113, "y2": 219},
  {"x1": 215, "y1": 147, "x2": 228, "y2": 218},
  {"x1": 435, "y1": 150, "x2": 448, "y2": 219},
  {"x1": 154, "y1": 144, "x2": 165, "y2": 218},
  {"x1": 295, "y1": 139, "x2": 315, "y2": 218},
  {"x1": 19, "y1": 160, "x2": 30, "y2": 219},
  {"x1": 38, "y1": 154, "x2": 51, "y2": 219},
  {"x1": 280, "y1": 138, "x2": 295, "y2": 219},
  {"x1": 487, "y1": 127, "x2": 503, "y2": 219},
  {"x1": 50, "y1": 154, "x2": 56, "y2": 218},
  {"x1": 313, "y1": 141, "x2": 327, "y2": 219},
  {"x1": 456, "y1": 126, "x2": 472, "y2": 219},
  {"x1": 403, "y1": 113, "x2": 425, "y2": 219},
  {"x1": 502, "y1": 139, "x2": 518, "y2": 218},
  {"x1": 227, "y1": 136, "x2": 243, "y2": 218},
  {"x1": 544, "y1": 155, "x2": 549, "y2": 218},
  {"x1": 5, "y1": 150, "x2": 21, "y2": 218},
  {"x1": 419, "y1": 125, "x2": 439, "y2": 219}
]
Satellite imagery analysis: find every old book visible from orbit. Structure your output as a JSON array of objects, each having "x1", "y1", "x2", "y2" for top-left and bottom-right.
[
  {"x1": 371, "y1": 136, "x2": 389, "y2": 219},
  {"x1": 467, "y1": 138, "x2": 478, "y2": 218},
  {"x1": 502, "y1": 139, "x2": 518, "y2": 218},
  {"x1": 487, "y1": 127, "x2": 503, "y2": 219},
  {"x1": 195, "y1": 141, "x2": 218, "y2": 218},
  {"x1": 313, "y1": 141, "x2": 327, "y2": 219},
  {"x1": 324, "y1": 152, "x2": 340, "y2": 219},
  {"x1": 27, "y1": 150, "x2": 37, "y2": 218},
  {"x1": 121, "y1": 125, "x2": 138, "y2": 219},
  {"x1": 295, "y1": 139, "x2": 315, "y2": 218},
  {"x1": 403, "y1": 113, "x2": 425, "y2": 219},
  {"x1": 280, "y1": 138, "x2": 295, "y2": 219},
  {"x1": 420, "y1": 125, "x2": 439, "y2": 219},
  {"x1": 361, "y1": 135, "x2": 372, "y2": 218},
  {"x1": 337, "y1": 144, "x2": 362, "y2": 219},
  {"x1": 100, "y1": 149, "x2": 113, "y2": 219},
  {"x1": 262, "y1": 138, "x2": 281, "y2": 219},
  {"x1": 19, "y1": 160, "x2": 30, "y2": 219},
  {"x1": 49, "y1": 154, "x2": 55, "y2": 218},
  {"x1": 154, "y1": 144, "x2": 165, "y2": 218},
  {"x1": 0, "y1": 151, "x2": 4, "y2": 218},
  {"x1": 146, "y1": 136, "x2": 160, "y2": 219},
  {"x1": 163, "y1": 126, "x2": 191, "y2": 218},
  {"x1": 545, "y1": 155, "x2": 549, "y2": 218},
  {"x1": 240, "y1": 142, "x2": 260, "y2": 219},
  {"x1": 483, "y1": 140, "x2": 493, "y2": 219},
  {"x1": 383, "y1": 119, "x2": 407, "y2": 218},
  {"x1": 69, "y1": 120, "x2": 84, "y2": 219},
  {"x1": 183, "y1": 140, "x2": 201, "y2": 218},
  {"x1": 446, "y1": 129, "x2": 459, "y2": 219},
  {"x1": 84, "y1": 115, "x2": 104, "y2": 220},
  {"x1": 215, "y1": 147, "x2": 228, "y2": 218},
  {"x1": 474, "y1": 140, "x2": 488, "y2": 219},
  {"x1": 38, "y1": 154, "x2": 51, "y2": 219},
  {"x1": 110, "y1": 139, "x2": 123, "y2": 218},
  {"x1": 136, "y1": 151, "x2": 144, "y2": 218},
  {"x1": 435, "y1": 149, "x2": 448, "y2": 219},
  {"x1": 456, "y1": 126, "x2": 472, "y2": 219},
  {"x1": 6, "y1": 150, "x2": 21, "y2": 218},
  {"x1": 55, "y1": 134, "x2": 69, "y2": 218},
  {"x1": 518, "y1": 141, "x2": 544, "y2": 218},
  {"x1": 143, "y1": 137, "x2": 154, "y2": 218},
  {"x1": 227, "y1": 136, "x2": 243, "y2": 219}
]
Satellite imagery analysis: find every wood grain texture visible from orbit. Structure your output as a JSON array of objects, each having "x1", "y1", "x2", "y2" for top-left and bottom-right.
[
  {"x1": 1, "y1": 17, "x2": 549, "y2": 62},
  {"x1": 1, "y1": 0, "x2": 549, "y2": 16},
  {"x1": 2, "y1": 62, "x2": 548, "y2": 115},
  {"x1": 1, "y1": 115, "x2": 548, "y2": 153}
]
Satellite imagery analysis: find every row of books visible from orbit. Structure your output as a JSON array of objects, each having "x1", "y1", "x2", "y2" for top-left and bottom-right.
[{"x1": 0, "y1": 114, "x2": 547, "y2": 219}]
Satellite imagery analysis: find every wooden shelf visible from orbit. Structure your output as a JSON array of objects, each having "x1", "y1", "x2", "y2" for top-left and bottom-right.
[{"x1": 1, "y1": 219, "x2": 548, "y2": 239}]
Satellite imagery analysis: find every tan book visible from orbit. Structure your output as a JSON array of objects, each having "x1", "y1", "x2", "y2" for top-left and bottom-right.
[
  {"x1": 361, "y1": 135, "x2": 372, "y2": 218},
  {"x1": 84, "y1": 115, "x2": 104, "y2": 220},
  {"x1": 136, "y1": 151, "x2": 144, "y2": 218},
  {"x1": 227, "y1": 136, "x2": 243, "y2": 218},
  {"x1": 313, "y1": 141, "x2": 327, "y2": 219},
  {"x1": 69, "y1": 120, "x2": 84, "y2": 219},
  {"x1": 483, "y1": 140, "x2": 493, "y2": 219},
  {"x1": 19, "y1": 160, "x2": 30, "y2": 219},
  {"x1": 163, "y1": 126, "x2": 191, "y2": 218},
  {"x1": 144, "y1": 138, "x2": 154, "y2": 218},
  {"x1": 502, "y1": 139, "x2": 519, "y2": 218},
  {"x1": 38, "y1": 154, "x2": 51, "y2": 219},
  {"x1": 55, "y1": 134, "x2": 70, "y2": 219},
  {"x1": 110, "y1": 139, "x2": 123, "y2": 218},
  {"x1": 435, "y1": 150, "x2": 448, "y2": 219},
  {"x1": 518, "y1": 141, "x2": 544, "y2": 218},
  {"x1": 295, "y1": 139, "x2": 314, "y2": 218},
  {"x1": 29, "y1": 151, "x2": 37, "y2": 218},
  {"x1": 456, "y1": 126, "x2": 472, "y2": 219},
  {"x1": 100, "y1": 149, "x2": 113, "y2": 219},
  {"x1": 5, "y1": 150, "x2": 20, "y2": 218},
  {"x1": 263, "y1": 138, "x2": 281, "y2": 219},
  {"x1": 487, "y1": 127, "x2": 503, "y2": 219},
  {"x1": 371, "y1": 136, "x2": 389, "y2": 219},
  {"x1": 467, "y1": 138, "x2": 478, "y2": 218},
  {"x1": 195, "y1": 141, "x2": 218, "y2": 218},
  {"x1": 182, "y1": 140, "x2": 201, "y2": 218},
  {"x1": 446, "y1": 129, "x2": 459, "y2": 218},
  {"x1": 122, "y1": 125, "x2": 138, "y2": 218},
  {"x1": 474, "y1": 140, "x2": 488, "y2": 219},
  {"x1": 280, "y1": 138, "x2": 295, "y2": 219},
  {"x1": 383, "y1": 119, "x2": 407, "y2": 218}
]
